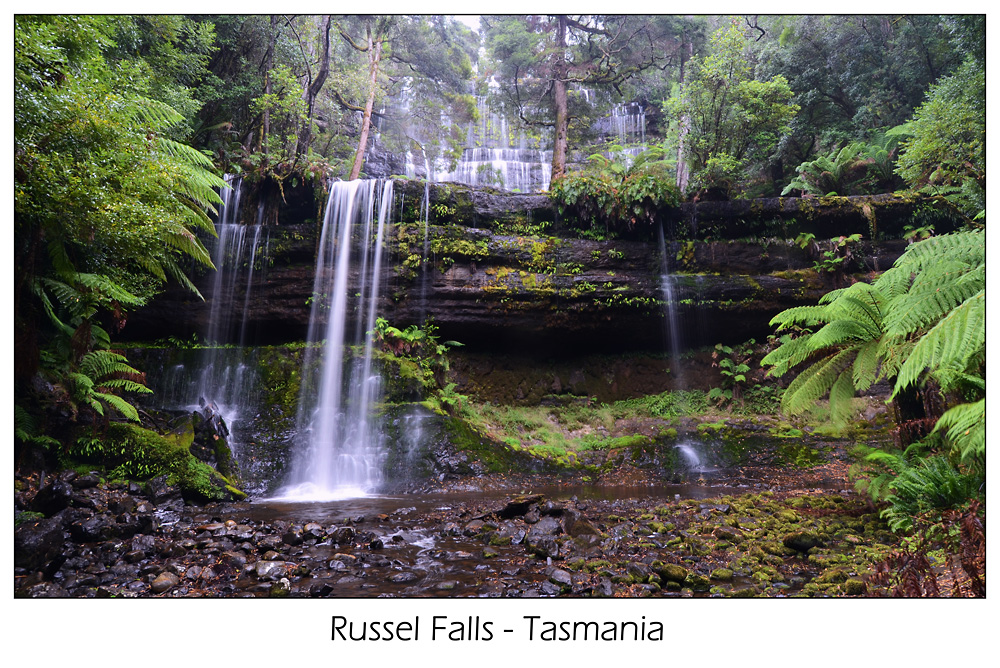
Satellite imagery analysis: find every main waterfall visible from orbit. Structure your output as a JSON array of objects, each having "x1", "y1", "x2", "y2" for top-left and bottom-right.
[{"x1": 277, "y1": 180, "x2": 394, "y2": 501}]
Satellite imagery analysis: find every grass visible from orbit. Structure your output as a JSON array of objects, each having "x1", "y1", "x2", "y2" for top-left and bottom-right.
[{"x1": 457, "y1": 389, "x2": 716, "y2": 462}]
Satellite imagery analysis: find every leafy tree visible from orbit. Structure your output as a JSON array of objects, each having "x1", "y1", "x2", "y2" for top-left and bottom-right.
[
  {"x1": 483, "y1": 15, "x2": 667, "y2": 179},
  {"x1": 755, "y1": 15, "x2": 964, "y2": 182},
  {"x1": 333, "y1": 15, "x2": 477, "y2": 180},
  {"x1": 893, "y1": 57, "x2": 985, "y2": 219},
  {"x1": 15, "y1": 15, "x2": 224, "y2": 427},
  {"x1": 665, "y1": 20, "x2": 798, "y2": 197}
]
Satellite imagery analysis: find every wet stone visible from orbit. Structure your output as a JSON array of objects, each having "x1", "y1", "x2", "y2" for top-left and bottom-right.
[
  {"x1": 254, "y1": 561, "x2": 287, "y2": 581},
  {"x1": 151, "y1": 571, "x2": 180, "y2": 594}
]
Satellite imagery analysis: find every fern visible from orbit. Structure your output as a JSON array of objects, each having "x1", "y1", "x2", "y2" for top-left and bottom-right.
[
  {"x1": 933, "y1": 399, "x2": 985, "y2": 464},
  {"x1": 764, "y1": 281, "x2": 886, "y2": 424},
  {"x1": 893, "y1": 289, "x2": 985, "y2": 395}
]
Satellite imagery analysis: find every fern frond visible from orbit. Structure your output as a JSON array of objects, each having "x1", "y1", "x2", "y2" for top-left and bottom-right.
[
  {"x1": 891, "y1": 230, "x2": 985, "y2": 272},
  {"x1": 806, "y1": 320, "x2": 872, "y2": 351},
  {"x1": 781, "y1": 349, "x2": 855, "y2": 416},
  {"x1": 30, "y1": 278, "x2": 74, "y2": 335},
  {"x1": 90, "y1": 324, "x2": 111, "y2": 351},
  {"x1": 851, "y1": 339, "x2": 881, "y2": 391},
  {"x1": 768, "y1": 304, "x2": 829, "y2": 329},
  {"x1": 160, "y1": 255, "x2": 205, "y2": 300},
  {"x1": 177, "y1": 197, "x2": 219, "y2": 236},
  {"x1": 92, "y1": 392, "x2": 140, "y2": 422},
  {"x1": 96, "y1": 378, "x2": 153, "y2": 394},
  {"x1": 883, "y1": 262, "x2": 984, "y2": 338},
  {"x1": 154, "y1": 136, "x2": 216, "y2": 168},
  {"x1": 127, "y1": 96, "x2": 184, "y2": 129},
  {"x1": 933, "y1": 399, "x2": 985, "y2": 464},
  {"x1": 72, "y1": 273, "x2": 145, "y2": 307},
  {"x1": 161, "y1": 225, "x2": 213, "y2": 268},
  {"x1": 762, "y1": 334, "x2": 816, "y2": 377},
  {"x1": 894, "y1": 289, "x2": 985, "y2": 394},
  {"x1": 78, "y1": 350, "x2": 132, "y2": 379},
  {"x1": 39, "y1": 277, "x2": 96, "y2": 322},
  {"x1": 827, "y1": 367, "x2": 857, "y2": 426}
]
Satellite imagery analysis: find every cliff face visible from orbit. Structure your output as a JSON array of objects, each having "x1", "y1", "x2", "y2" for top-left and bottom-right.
[{"x1": 124, "y1": 179, "x2": 912, "y2": 354}]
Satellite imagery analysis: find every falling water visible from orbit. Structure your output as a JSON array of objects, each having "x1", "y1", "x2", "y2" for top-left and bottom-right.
[
  {"x1": 164, "y1": 175, "x2": 269, "y2": 461},
  {"x1": 397, "y1": 89, "x2": 553, "y2": 192},
  {"x1": 277, "y1": 179, "x2": 394, "y2": 501},
  {"x1": 657, "y1": 225, "x2": 685, "y2": 389},
  {"x1": 419, "y1": 157, "x2": 432, "y2": 322},
  {"x1": 675, "y1": 441, "x2": 710, "y2": 473}
]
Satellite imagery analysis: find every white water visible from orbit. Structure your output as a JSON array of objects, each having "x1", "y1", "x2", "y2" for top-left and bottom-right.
[
  {"x1": 163, "y1": 175, "x2": 269, "y2": 460},
  {"x1": 675, "y1": 441, "x2": 711, "y2": 473},
  {"x1": 657, "y1": 226, "x2": 685, "y2": 388},
  {"x1": 276, "y1": 180, "x2": 394, "y2": 501}
]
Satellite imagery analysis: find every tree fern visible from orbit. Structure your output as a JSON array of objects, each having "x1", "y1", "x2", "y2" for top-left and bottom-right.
[
  {"x1": 893, "y1": 289, "x2": 985, "y2": 395},
  {"x1": 933, "y1": 399, "x2": 985, "y2": 464},
  {"x1": 763, "y1": 280, "x2": 886, "y2": 424}
]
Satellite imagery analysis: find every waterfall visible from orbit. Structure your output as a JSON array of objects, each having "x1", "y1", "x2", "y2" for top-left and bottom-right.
[
  {"x1": 166, "y1": 175, "x2": 269, "y2": 462},
  {"x1": 675, "y1": 442, "x2": 710, "y2": 473},
  {"x1": 657, "y1": 225, "x2": 685, "y2": 389},
  {"x1": 277, "y1": 179, "x2": 394, "y2": 501},
  {"x1": 396, "y1": 90, "x2": 553, "y2": 193}
]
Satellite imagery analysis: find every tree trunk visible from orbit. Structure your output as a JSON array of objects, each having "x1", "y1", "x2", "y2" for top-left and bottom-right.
[
  {"x1": 261, "y1": 15, "x2": 279, "y2": 157},
  {"x1": 675, "y1": 33, "x2": 692, "y2": 192},
  {"x1": 348, "y1": 27, "x2": 381, "y2": 181},
  {"x1": 550, "y1": 15, "x2": 569, "y2": 180},
  {"x1": 299, "y1": 15, "x2": 333, "y2": 151}
]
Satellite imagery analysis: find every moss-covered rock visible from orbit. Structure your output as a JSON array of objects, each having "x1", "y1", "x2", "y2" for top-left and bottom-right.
[
  {"x1": 652, "y1": 561, "x2": 689, "y2": 584},
  {"x1": 783, "y1": 530, "x2": 824, "y2": 553},
  {"x1": 105, "y1": 423, "x2": 245, "y2": 501}
]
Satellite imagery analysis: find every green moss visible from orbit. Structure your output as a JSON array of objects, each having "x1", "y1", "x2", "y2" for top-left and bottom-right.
[{"x1": 105, "y1": 423, "x2": 245, "y2": 501}]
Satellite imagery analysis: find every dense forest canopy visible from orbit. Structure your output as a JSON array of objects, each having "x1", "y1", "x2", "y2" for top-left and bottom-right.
[{"x1": 13, "y1": 15, "x2": 987, "y2": 579}]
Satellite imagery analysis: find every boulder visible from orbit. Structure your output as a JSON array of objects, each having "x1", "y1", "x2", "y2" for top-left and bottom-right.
[
  {"x1": 15, "y1": 514, "x2": 67, "y2": 572},
  {"x1": 783, "y1": 530, "x2": 823, "y2": 553},
  {"x1": 150, "y1": 571, "x2": 180, "y2": 594}
]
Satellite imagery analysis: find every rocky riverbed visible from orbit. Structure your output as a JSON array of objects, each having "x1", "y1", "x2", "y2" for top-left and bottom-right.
[{"x1": 15, "y1": 456, "x2": 910, "y2": 598}]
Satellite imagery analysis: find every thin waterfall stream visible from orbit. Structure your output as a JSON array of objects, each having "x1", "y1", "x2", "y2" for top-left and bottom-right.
[{"x1": 161, "y1": 175, "x2": 270, "y2": 464}]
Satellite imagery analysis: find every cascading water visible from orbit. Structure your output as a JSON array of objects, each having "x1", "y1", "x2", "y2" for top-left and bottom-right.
[
  {"x1": 161, "y1": 175, "x2": 270, "y2": 463},
  {"x1": 657, "y1": 225, "x2": 685, "y2": 389},
  {"x1": 397, "y1": 88, "x2": 553, "y2": 192},
  {"x1": 277, "y1": 179, "x2": 394, "y2": 501}
]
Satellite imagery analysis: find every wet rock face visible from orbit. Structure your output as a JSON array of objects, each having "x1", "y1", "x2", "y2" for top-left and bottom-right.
[{"x1": 124, "y1": 180, "x2": 911, "y2": 354}]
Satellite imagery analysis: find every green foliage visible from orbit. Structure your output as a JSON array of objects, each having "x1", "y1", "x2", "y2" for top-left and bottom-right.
[
  {"x1": 66, "y1": 351, "x2": 152, "y2": 422},
  {"x1": 763, "y1": 280, "x2": 885, "y2": 425},
  {"x1": 756, "y1": 15, "x2": 967, "y2": 186},
  {"x1": 549, "y1": 147, "x2": 681, "y2": 237},
  {"x1": 15, "y1": 15, "x2": 224, "y2": 439},
  {"x1": 250, "y1": 64, "x2": 308, "y2": 165},
  {"x1": 781, "y1": 143, "x2": 872, "y2": 196},
  {"x1": 894, "y1": 58, "x2": 985, "y2": 219},
  {"x1": 877, "y1": 230, "x2": 985, "y2": 396},
  {"x1": 853, "y1": 445, "x2": 982, "y2": 533},
  {"x1": 766, "y1": 229, "x2": 985, "y2": 530},
  {"x1": 98, "y1": 423, "x2": 244, "y2": 499},
  {"x1": 14, "y1": 405, "x2": 60, "y2": 450},
  {"x1": 710, "y1": 341, "x2": 752, "y2": 407},
  {"x1": 372, "y1": 317, "x2": 462, "y2": 397},
  {"x1": 811, "y1": 234, "x2": 862, "y2": 274},
  {"x1": 666, "y1": 21, "x2": 798, "y2": 197}
]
